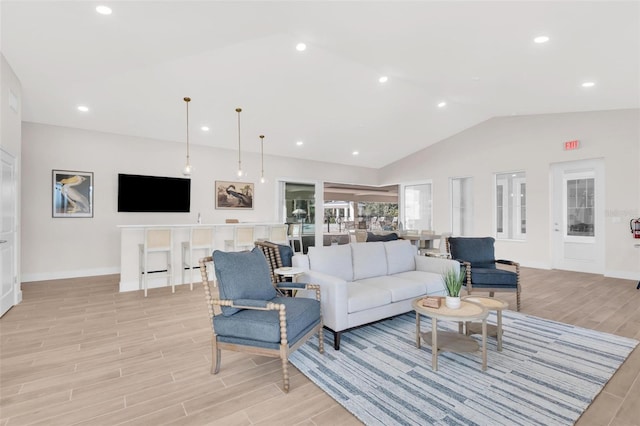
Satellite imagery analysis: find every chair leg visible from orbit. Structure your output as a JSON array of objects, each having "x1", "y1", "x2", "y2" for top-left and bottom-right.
[
  {"x1": 167, "y1": 251, "x2": 174, "y2": 293},
  {"x1": 212, "y1": 336, "x2": 221, "y2": 374},
  {"x1": 318, "y1": 326, "x2": 324, "y2": 354},
  {"x1": 281, "y1": 356, "x2": 290, "y2": 393}
]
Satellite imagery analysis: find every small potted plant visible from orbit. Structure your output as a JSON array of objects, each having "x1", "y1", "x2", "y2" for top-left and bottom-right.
[{"x1": 442, "y1": 267, "x2": 464, "y2": 309}]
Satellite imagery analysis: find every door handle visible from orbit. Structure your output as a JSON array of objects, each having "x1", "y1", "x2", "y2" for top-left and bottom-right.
[
  {"x1": 553, "y1": 229, "x2": 560, "y2": 232},
  {"x1": 0, "y1": 240, "x2": 7, "y2": 244}
]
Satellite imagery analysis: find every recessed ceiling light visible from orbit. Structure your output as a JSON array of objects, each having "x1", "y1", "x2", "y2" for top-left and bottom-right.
[
  {"x1": 77, "y1": 105, "x2": 89, "y2": 112},
  {"x1": 96, "y1": 5, "x2": 112, "y2": 15},
  {"x1": 378, "y1": 76, "x2": 388, "y2": 83},
  {"x1": 437, "y1": 101, "x2": 447, "y2": 108},
  {"x1": 296, "y1": 141, "x2": 304, "y2": 146},
  {"x1": 201, "y1": 126, "x2": 210, "y2": 132},
  {"x1": 352, "y1": 151, "x2": 359, "y2": 156},
  {"x1": 296, "y1": 43, "x2": 307, "y2": 52},
  {"x1": 581, "y1": 81, "x2": 596, "y2": 88},
  {"x1": 534, "y1": 35, "x2": 550, "y2": 44}
]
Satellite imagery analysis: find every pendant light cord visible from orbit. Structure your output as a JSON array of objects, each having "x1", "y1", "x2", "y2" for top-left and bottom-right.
[
  {"x1": 184, "y1": 97, "x2": 191, "y2": 163},
  {"x1": 236, "y1": 108, "x2": 242, "y2": 173},
  {"x1": 260, "y1": 135, "x2": 264, "y2": 177}
]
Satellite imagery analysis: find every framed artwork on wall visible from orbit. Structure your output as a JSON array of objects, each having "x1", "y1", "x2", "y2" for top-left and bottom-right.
[
  {"x1": 52, "y1": 170, "x2": 94, "y2": 218},
  {"x1": 215, "y1": 181, "x2": 254, "y2": 209}
]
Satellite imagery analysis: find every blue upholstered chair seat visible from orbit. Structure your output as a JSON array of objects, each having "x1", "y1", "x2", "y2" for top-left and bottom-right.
[
  {"x1": 470, "y1": 268, "x2": 517, "y2": 287},
  {"x1": 214, "y1": 297, "x2": 321, "y2": 347}
]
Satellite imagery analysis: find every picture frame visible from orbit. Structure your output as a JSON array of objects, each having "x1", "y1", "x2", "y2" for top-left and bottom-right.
[
  {"x1": 52, "y1": 170, "x2": 94, "y2": 218},
  {"x1": 215, "y1": 181, "x2": 254, "y2": 209}
]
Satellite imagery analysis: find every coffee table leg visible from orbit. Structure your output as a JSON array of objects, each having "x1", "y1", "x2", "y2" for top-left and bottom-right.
[
  {"x1": 432, "y1": 317, "x2": 438, "y2": 371},
  {"x1": 415, "y1": 312, "x2": 421, "y2": 348},
  {"x1": 497, "y1": 309, "x2": 503, "y2": 352},
  {"x1": 481, "y1": 319, "x2": 487, "y2": 371}
]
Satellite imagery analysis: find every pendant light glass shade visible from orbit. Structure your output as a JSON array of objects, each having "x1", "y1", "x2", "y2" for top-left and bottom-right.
[
  {"x1": 182, "y1": 97, "x2": 192, "y2": 176},
  {"x1": 236, "y1": 108, "x2": 243, "y2": 177},
  {"x1": 259, "y1": 134, "x2": 265, "y2": 183}
]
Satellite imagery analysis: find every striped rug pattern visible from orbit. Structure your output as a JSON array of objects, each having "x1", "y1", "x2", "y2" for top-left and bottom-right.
[{"x1": 289, "y1": 311, "x2": 638, "y2": 426}]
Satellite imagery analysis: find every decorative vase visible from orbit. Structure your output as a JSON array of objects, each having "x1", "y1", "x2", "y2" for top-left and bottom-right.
[{"x1": 445, "y1": 296, "x2": 461, "y2": 309}]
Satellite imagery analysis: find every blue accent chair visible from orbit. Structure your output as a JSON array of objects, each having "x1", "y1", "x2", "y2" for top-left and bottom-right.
[
  {"x1": 198, "y1": 247, "x2": 324, "y2": 392},
  {"x1": 447, "y1": 237, "x2": 521, "y2": 311},
  {"x1": 254, "y1": 240, "x2": 295, "y2": 285}
]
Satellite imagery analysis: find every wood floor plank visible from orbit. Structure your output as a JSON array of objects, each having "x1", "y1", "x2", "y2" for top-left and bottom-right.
[{"x1": 0, "y1": 269, "x2": 638, "y2": 425}]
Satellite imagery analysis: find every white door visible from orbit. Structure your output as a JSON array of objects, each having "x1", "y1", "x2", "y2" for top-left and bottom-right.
[
  {"x1": 1, "y1": 149, "x2": 18, "y2": 317},
  {"x1": 551, "y1": 159, "x2": 605, "y2": 274}
]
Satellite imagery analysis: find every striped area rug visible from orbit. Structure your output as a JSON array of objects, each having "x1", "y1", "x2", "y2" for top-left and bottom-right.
[{"x1": 289, "y1": 311, "x2": 638, "y2": 426}]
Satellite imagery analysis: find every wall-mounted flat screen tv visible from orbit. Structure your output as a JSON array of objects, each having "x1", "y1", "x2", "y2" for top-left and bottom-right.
[{"x1": 118, "y1": 174, "x2": 191, "y2": 212}]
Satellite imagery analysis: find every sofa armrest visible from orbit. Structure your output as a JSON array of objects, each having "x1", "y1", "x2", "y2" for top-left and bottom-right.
[
  {"x1": 415, "y1": 255, "x2": 461, "y2": 275},
  {"x1": 297, "y1": 270, "x2": 349, "y2": 332}
]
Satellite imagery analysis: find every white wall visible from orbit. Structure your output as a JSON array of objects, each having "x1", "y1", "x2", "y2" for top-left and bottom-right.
[
  {"x1": 20, "y1": 109, "x2": 640, "y2": 282},
  {"x1": 21, "y1": 123, "x2": 378, "y2": 281},
  {"x1": 380, "y1": 109, "x2": 640, "y2": 279}
]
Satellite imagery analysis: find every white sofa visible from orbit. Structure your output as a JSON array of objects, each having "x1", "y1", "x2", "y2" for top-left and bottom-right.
[{"x1": 292, "y1": 239, "x2": 460, "y2": 349}]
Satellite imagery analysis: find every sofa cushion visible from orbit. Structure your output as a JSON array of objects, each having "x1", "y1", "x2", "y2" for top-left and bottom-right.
[
  {"x1": 351, "y1": 242, "x2": 388, "y2": 280},
  {"x1": 392, "y1": 270, "x2": 447, "y2": 296},
  {"x1": 366, "y1": 232, "x2": 399, "y2": 242},
  {"x1": 384, "y1": 240, "x2": 417, "y2": 274},
  {"x1": 213, "y1": 248, "x2": 277, "y2": 316},
  {"x1": 308, "y1": 244, "x2": 353, "y2": 282},
  {"x1": 358, "y1": 275, "x2": 426, "y2": 302},
  {"x1": 347, "y1": 282, "x2": 392, "y2": 314}
]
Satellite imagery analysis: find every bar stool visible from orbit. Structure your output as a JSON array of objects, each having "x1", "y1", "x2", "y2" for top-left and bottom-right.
[
  {"x1": 181, "y1": 227, "x2": 215, "y2": 290},
  {"x1": 268, "y1": 224, "x2": 289, "y2": 245},
  {"x1": 233, "y1": 225, "x2": 255, "y2": 251},
  {"x1": 139, "y1": 228, "x2": 173, "y2": 297},
  {"x1": 288, "y1": 223, "x2": 303, "y2": 253}
]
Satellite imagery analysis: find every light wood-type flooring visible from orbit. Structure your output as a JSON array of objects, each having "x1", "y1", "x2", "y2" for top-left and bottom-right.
[{"x1": 1, "y1": 268, "x2": 639, "y2": 425}]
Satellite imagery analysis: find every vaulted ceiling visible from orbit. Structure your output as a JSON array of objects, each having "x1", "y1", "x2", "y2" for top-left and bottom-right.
[{"x1": 2, "y1": 1, "x2": 638, "y2": 168}]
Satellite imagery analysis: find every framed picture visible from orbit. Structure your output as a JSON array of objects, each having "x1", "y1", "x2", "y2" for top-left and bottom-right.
[
  {"x1": 216, "y1": 181, "x2": 254, "y2": 209},
  {"x1": 52, "y1": 170, "x2": 94, "y2": 218}
]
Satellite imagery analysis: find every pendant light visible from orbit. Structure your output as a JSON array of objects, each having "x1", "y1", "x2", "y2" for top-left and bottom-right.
[
  {"x1": 236, "y1": 107, "x2": 243, "y2": 177},
  {"x1": 259, "y1": 134, "x2": 266, "y2": 183},
  {"x1": 182, "y1": 97, "x2": 192, "y2": 176}
]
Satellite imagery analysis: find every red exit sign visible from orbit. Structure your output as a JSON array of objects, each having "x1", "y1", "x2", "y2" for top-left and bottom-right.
[{"x1": 564, "y1": 140, "x2": 580, "y2": 150}]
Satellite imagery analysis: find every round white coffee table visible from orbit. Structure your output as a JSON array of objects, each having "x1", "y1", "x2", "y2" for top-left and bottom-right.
[{"x1": 412, "y1": 297, "x2": 489, "y2": 371}]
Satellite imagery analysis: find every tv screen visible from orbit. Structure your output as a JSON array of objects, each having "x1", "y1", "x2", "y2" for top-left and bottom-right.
[{"x1": 118, "y1": 174, "x2": 191, "y2": 212}]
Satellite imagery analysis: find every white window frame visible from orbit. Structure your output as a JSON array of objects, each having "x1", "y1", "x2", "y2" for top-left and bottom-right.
[
  {"x1": 450, "y1": 176, "x2": 473, "y2": 237},
  {"x1": 494, "y1": 171, "x2": 526, "y2": 241},
  {"x1": 400, "y1": 181, "x2": 432, "y2": 231}
]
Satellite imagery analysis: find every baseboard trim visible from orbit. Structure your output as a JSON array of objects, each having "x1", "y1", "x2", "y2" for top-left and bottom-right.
[
  {"x1": 21, "y1": 267, "x2": 120, "y2": 283},
  {"x1": 604, "y1": 269, "x2": 640, "y2": 281}
]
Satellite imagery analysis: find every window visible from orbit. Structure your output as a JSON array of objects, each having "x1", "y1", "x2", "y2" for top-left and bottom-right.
[
  {"x1": 495, "y1": 172, "x2": 526, "y2": 240},
  {"x1": 565, "y1": 176, "x2": 595, "y2": 237},
  {"x1": 283, "y1": 182, "x2": 315, "y2": 234},
  {"x1": 450, "y1": 177, "x2": 472, "y2": 236},
  {"x1": 402, "y1": 182, "x2": 432, "y2": 231}
]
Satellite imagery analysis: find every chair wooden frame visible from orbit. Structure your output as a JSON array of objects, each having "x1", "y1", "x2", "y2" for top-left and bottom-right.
[
  {"x1": 198, "y1": 256, "x2": 324, "y2": 392},
  {"x1": 254, "y1": 240, "x2": 290, "y2": 285},
  {"x1": 446, "y1": 238, "x2": 521, "y2": 311}
]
